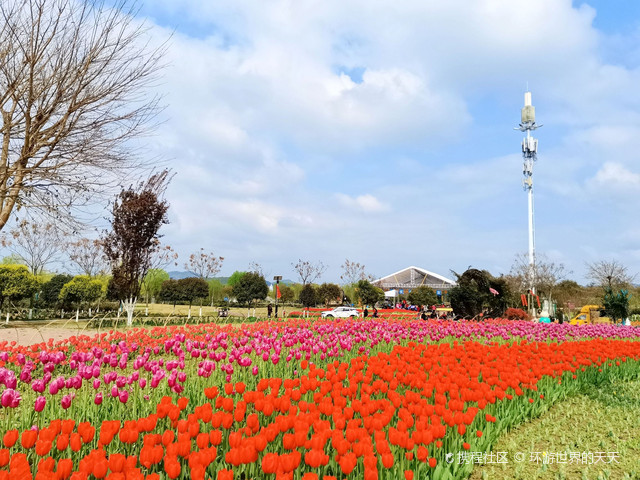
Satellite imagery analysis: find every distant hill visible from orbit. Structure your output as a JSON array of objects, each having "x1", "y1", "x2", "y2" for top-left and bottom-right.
[
  {"x1": 167, "y1": 270, "x2": 198, "y2": 280},
  {"x1": 167, "y1": 271, "x2": 294, "y2": 285}
]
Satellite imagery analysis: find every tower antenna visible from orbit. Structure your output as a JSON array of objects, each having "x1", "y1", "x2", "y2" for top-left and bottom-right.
[{"x1": 515, "y1": 90, "x2": 542, "y2": 314}]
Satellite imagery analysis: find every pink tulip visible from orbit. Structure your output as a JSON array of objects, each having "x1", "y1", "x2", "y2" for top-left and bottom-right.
[
  {"x1": 60, "y1": 394, "x2": 72, "y2": 410},
  {"x1": 1, "y1": 388, "x2": 21, "y2": 408},
  {"x1": 34, "y1": 396, "x2": 46, "y2": 412},
  {"x1": 94, "y1": 392, "x2": 103, "y2": 405}
]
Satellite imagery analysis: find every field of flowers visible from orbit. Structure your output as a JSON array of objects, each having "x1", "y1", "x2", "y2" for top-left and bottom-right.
[{"x1": 0, "y1": 318, "x2": 639, "y2": 480}]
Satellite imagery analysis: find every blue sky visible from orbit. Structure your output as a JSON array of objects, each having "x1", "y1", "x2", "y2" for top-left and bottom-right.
[{"x1": 120, "y1": 0, "x2": 640, "y2": 284}]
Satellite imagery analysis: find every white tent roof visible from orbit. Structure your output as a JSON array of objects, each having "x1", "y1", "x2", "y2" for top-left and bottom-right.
[{"x1": 373, "y1": 266, "x2": 456, "y2": 290}]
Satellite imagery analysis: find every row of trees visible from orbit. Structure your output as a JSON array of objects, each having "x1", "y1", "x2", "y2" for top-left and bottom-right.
[
  {"x1": 0, "y1": 267, "x2": 105, "y2": 316},
  {"x1": 0, "y1": 221, "x2": 226, "y2": 283},
  {"x1": 446, "y1": 258, "x2": 637, "y2": 322}
]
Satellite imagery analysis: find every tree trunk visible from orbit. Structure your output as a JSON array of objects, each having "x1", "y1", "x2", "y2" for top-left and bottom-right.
[{"x1": 123, "y1": 296, "x2": 136, "y2": 326}]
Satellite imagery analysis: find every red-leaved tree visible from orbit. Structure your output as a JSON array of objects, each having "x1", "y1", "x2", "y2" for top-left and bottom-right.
[{"x1": 102, "y1": 171, "x2": 170, "y2": 325}]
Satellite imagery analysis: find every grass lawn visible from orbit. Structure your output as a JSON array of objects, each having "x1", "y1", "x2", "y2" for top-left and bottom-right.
[
  {"x1": 469, "y1": 378, "x2": 640, "y2": 480},
  {"x1": 132, "y1": 302, "x2": 292, "y2": 318}
]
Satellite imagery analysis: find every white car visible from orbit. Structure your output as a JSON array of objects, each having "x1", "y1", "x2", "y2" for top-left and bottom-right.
[{"x1": 321, "y1": 306, "x2": 359, "y2": 319}]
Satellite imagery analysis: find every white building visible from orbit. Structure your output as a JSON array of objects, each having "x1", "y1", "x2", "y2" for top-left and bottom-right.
[{"x1": 373, "y1": 266, "x2": 457, "y2": 293}]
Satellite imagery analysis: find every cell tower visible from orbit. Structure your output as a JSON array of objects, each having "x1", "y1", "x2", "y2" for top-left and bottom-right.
[{"x1": 516, "y1": 91, "x2": 542, "y2": 296}]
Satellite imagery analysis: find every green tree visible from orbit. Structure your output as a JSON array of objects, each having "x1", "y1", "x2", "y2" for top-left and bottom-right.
[
  {"x1": 221, "y1": 285, "x2": 234, "y2": 302},
  {"x1": 159, "y1": 279, "x2": 182, "y2": 311},
  {"x1": 317, "y1": 283, "x2": 342, "y2": 307},
  {"x1": 141, "y1": 269, "x2": 169, "y2": 304},
  {"x1": 208, "y1": 278, "x2": 225, "y2": 306},
  {"x1": 448, "y1": 268, "x2": 510, "y2": 318},
  {"x1": 0, "y1": 265, "x2": 39, "y2": 309},
  {"x1": 177, "y1": 277, "x2": 209, "y2": 317},
  {"x1": 355, "y1": 280, "x2": 384, "y2": 307},
  {"x1": 227, "y1": 271, "x2": 246, "y2": 287},
  {"x1": 41, "y1": 274, "x2": 74, "y2": 307},
  {"x1": 279, "y1": 285, "x2": 295, "y2": 304},
  {"x1": 298, "y1": 284, "x2": 317, "y2": 309},
  {"x1": 1, "y1": 254, "x2": 25, "y2": 265},
  {"x1": 407, "y1": 286, "x2": 438, "y2": 306},
  {"x1": 603, "y1": 287, "x2": 630, "y2": 323},
  {"x1": 58, "y1": 275, "x2": 102, "y2": 317},
  {"x1": 232, "y1": 272, "x2": 268, "y2": 307}
]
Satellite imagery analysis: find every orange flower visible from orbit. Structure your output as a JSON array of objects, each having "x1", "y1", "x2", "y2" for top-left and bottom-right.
[
  {"x1": 217, "y1": 469, "x2": 234, "y2": 480},
  {"x1": 108, "y1": 453, "x2": 126, "y2": 473},
  {"x1": 70, "y1": 433, "x2": 82, "y2": 452},
  {"x1": 261, "y1": 453, "x2": 279, "y2": 474},
  {"x1": 35, "y1": 439, "x2": 52, "y2": 456},
  {"x1": 93, "y1": 458, "x2": 108, "y2": 479},
  {"x1": 0, "y1": 449, "x2": 9, "y2": 468},
  {"x1": 205, "y1": 386, "x2": 219, "y2": 399},
  {"x1": 2, "y1": 430, "x2": 18, "y2": 449},
  {"x1": 20, "y1": 430, "x2": 37, "y2": 449},
  {"x1": 56, "y1": 458, "x2": 73, "y2": 479},
  {"x1": 404, "y1": 471, "x2": 414, "y2": 480}
]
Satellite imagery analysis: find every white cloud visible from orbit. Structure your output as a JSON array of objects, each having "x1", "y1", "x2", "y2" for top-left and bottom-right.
[
  {"x1": 336, "y1": 193, "x2": 389, "y2": 213},
  {"x1": 589, "y1": 162, "x2": 640, "y2": 188},
  {"x1": 129, "y1": 1, "x2": 640, "y2": 283}
]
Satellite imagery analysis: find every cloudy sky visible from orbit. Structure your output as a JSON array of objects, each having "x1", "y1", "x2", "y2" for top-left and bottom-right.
[{"x1": 128, "y1": 0, "x2": 640, "y2": 284}]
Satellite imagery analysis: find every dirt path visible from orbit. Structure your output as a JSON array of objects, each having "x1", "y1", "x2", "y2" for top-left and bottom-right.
[{"x1": 0, "y1": 325, "x2": 102, "y2": 347}]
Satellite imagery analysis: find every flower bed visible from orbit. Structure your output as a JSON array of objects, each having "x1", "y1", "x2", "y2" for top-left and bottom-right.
[{"x1": 0, "y1": 318, "x2": 639, "y2": 479}]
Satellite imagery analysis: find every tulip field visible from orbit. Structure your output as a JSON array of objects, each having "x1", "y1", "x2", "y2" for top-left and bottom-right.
[{"x1": 1, "y1": 319, "x2": 640, "y2": 480}]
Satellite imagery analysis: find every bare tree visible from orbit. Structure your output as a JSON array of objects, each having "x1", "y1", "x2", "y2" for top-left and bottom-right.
[
  {"x1": 247, "y1": 261, "x2": 266, "y2": 278},
  {"x1": 510, "y1": 252, "x2": 571, "y2": 303},
  {"x1": 0, "y1": 0, "x2": 166, "y2": 231},
  {"x1": 185, "y1": 248, "x2": 224, "y2": 279},
  {"x1": 292, "y1": 259, "x2": 327, "y2": 285},
  {"x1": 66, "y1": 237, "x2": 108, "y2": 277},
  {"x1": 151, "y1": 242, "x2": 178, "y2": 270},
  {"x1": 586, "y1": 260, "x2": 634, "y2": 290},
  {"x1": 340, "y1": 258, "x2": 373, "y2": 284},
  {"x1": 0, "y1": 220, "x2": 64, "y2": 275},
  {"x1": 102, "y1": 171, "x2": 170, "y2": 325}
]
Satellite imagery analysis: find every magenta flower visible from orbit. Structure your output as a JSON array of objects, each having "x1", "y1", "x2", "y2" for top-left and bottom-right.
[
  {"x1": 94, "y1": 392, "x2": 103, "y2": 405},
  {"x1": 34, "y1": 396, "x2": 46, "y2": 412},
  {"x1": 60, "y1": 394, "x2": 72, "y2": 410},
  {"x1": 1, "y1": 388, "x2": 21, "y2": 408}
]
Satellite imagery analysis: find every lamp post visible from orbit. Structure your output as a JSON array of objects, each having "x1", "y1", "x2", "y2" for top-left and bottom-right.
[{"x1": 273, "y1": 275, "x2": 282, "y2": 318}]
